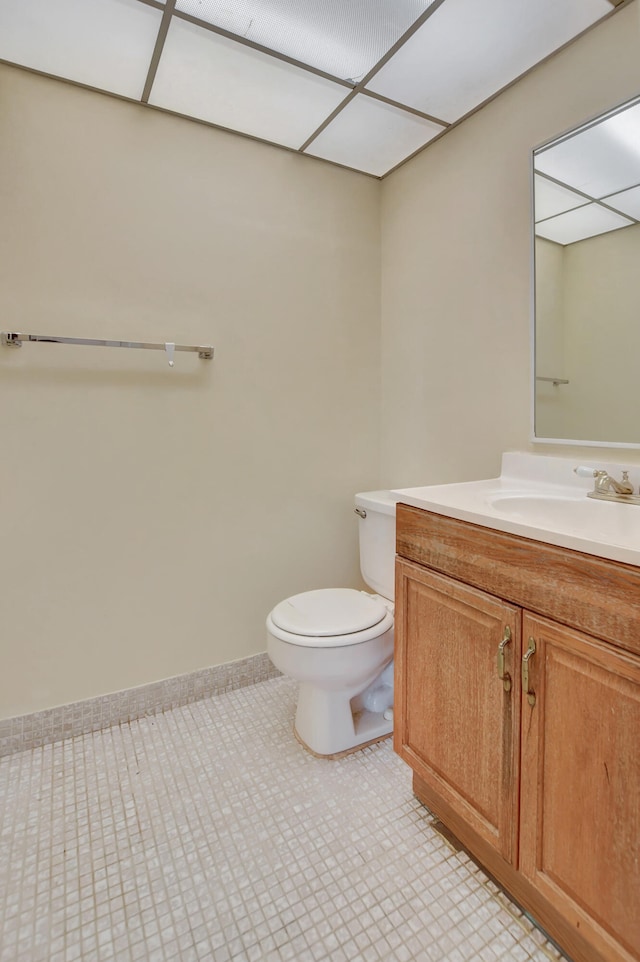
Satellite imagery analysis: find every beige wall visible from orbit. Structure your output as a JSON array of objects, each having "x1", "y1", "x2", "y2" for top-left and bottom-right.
[
  {"x1": 534, "y1": 237, "x2": 566, "y2": 439},
  {"x1": 380, "y1": 1, "x2": 640, "y2": 488},
  {"x1": 535, "y1": 224, "x2": 640, "y2": 443},
  {"x1": 4, "y1": 2, "x2": 640, "y2": 719},
  {"x1": 0, "y1": 66, "x2": 381, "y2": 718},
  {"x1": 534, "y1": 238, "x2": 565, "y2": 380}
]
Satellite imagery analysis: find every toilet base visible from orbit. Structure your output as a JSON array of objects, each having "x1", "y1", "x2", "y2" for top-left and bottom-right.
[
  {"x1": 294, "y1": 682, "x2": 393, "y2": 757},
  {"x1": 293, "y1": 723, "x2": 392, "y2": 759}
]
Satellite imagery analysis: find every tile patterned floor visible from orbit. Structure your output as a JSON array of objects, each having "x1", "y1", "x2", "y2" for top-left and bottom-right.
[{"x1": 0, "y1": 676, "x2": 565, "y2": 962}]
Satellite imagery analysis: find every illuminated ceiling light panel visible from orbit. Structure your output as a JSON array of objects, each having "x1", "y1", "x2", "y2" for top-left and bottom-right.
[
  {"x1": 535, "y1": 203, "x2": 633, "y2": 246},
  {"x1": 174, "y1": 0, "x2": 435, "y2": 82},
  {"x1": 535, "y1": 101, "x2": 640, "y2": 198},
  {"x1": 367, "y1": 0, "x2": 611, "y2": 123},
  {"x1": 603, "y1": 184, "x2": 640, "y2": 220},
  {"x1": 304, "y1": 95, "x2": 445, "y2": 177},
  {"x1": 149, "y1": 18, "x2": 348, "y2": 149},
  {"x1": 0, "y1": 0, "x2": 163, "y2": 99},
  {"x1": 534, "y1": 175, "x2": 589, "y2": 221}
]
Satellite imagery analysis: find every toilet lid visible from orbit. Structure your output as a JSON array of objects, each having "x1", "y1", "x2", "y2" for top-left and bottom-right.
[{"x1": 271, "y1": 588, "x2": 387, "y2": 637}]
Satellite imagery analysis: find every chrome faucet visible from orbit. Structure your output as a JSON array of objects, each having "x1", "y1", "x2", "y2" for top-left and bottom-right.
[{"x1": 574, "y1": 466, "x2": 640, "y2": 504}]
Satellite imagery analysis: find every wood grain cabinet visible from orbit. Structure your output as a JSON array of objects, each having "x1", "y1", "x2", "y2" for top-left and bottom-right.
[{"x1": 394, "y1": 505, "x2": 640, "y2": 962}]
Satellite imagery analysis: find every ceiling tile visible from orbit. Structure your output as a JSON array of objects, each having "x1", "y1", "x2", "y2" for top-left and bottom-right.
[
  {"x1": 149, "y1": 19, "x2": 347, "y2": 149},
  {"x1": 0, "y1": 0, "x2": 163, "y2": 99},
  {"x1": 173, "y1": 0, "x2": 435, "y2": 82},
  {"x1": 604, "y1": 184, "x2": 640, "y2": 220},
  {"x1": 367, "y1": 0, "x2": 611, "y2": 123},
  {"x1": 535, "y1": 100, "x2": 640, "y2": 198},
  {"x1": 535, "y1": 204, "x2": 633, "y2": 246},
  {"x1": 534, "y1": 175, "x2": 588, "y2": 222},
  {"x1": 304, "y1": 95, "x2": 445, "y2": 177}
]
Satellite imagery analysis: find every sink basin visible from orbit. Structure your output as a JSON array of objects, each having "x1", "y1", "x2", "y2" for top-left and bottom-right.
[
  {"x1": 486, "y1": 492, "x2": 585, "y2": 524},
  {"x1": 485, "y1": 490, "x2": 640, "y2": 545}
]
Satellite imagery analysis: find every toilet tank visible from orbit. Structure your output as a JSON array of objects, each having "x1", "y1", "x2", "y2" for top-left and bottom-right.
[{"x1": 354, "y1": 491, "x2": 402, "y2": 601}]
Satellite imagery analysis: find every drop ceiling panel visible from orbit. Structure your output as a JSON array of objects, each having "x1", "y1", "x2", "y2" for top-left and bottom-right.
[
  {"x1": 149, "y1": 18, "x2": 348, "y2": 149},
  {"x1": 604, "y1": 184, "x2": 640, "y2": 220},
  {"x1": 535, "y1": 101, "x2": 640, "y2": 198},
  {"x1": 535, "y1": 204, "x2": 633, "y2": 246},
  {"x1": 173, "y1": 0, "x2": 434, "y2": 82},
  {"x1": 0, "y1": 0, "x2": 622, "y2": 178},
  {"x1": 0, "y1": 0, "x2": 163, "y2": 99},
  {"x1": 367, "y1": 0, "x2": 611, "y2": 123},
  {"x1": 534, "y1": 175, "x2": 589, "y2": 221},
  {"x1": 305, "y1": 95, "x2": 445, "y2": 177}
]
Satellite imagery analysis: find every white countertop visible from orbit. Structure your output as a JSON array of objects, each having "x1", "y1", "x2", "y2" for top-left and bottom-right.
[{"x1": 392, "y1": 452, "x2": 640, "y2": 568}]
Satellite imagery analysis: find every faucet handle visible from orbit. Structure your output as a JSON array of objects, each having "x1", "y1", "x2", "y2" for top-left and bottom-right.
[{"x1": 574, "y1": 465, "x2": 597, "y2": 478}]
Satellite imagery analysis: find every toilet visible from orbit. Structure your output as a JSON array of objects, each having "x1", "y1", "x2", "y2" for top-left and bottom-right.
[{"x1": 266, "y1": 491, "x2": 399, "y2": 757}]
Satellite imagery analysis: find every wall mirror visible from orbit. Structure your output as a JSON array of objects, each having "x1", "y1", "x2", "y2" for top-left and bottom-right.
[{"x1": 532, "y1": 93, "x2": 640, "y2": 447}]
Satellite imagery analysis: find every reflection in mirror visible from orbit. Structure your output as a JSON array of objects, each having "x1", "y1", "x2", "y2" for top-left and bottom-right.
[{"x1": 533, "y1": 94, "x2": 640, "y2": 446}]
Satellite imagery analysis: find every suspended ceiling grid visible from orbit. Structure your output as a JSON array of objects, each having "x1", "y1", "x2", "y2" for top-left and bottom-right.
[
  {"x1": 0, "y1": 0, "x2": 627, "y2": 178},
  {"x1": 534, "y1": 96, "x2": 640, "y2": 245}
]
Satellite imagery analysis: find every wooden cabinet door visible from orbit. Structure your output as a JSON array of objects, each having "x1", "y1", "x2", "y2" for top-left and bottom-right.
[
  {"x1": 395, "y1": 559, "x2": 521, "y2": 863},
  {"x1": 520, "y1": 614, "x2": 640, "y2": 962}
]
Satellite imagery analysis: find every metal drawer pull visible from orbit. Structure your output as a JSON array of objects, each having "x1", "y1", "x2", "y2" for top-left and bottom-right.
[
  {"x1": 497, "y1": 626, "x2": 512, "y2": 692},
  {"x1": 522, "y1": 637, "x2": 537, "y2": 706}
]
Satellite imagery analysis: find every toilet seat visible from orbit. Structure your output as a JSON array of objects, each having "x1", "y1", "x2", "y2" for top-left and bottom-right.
[
  {"x1": 271, "y1": 588, "x2": 387, "y2": 636},
  {"x1": 268, "y1": 588, "x2": 393, "y2": 649}
]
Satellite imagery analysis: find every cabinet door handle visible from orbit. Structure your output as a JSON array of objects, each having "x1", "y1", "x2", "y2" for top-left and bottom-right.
[
  {"x1": 497, "y1": 626, "x2": 512, "y2": 692},
  {"x1": 522, "y1": 637, "x2": 537, "y2": 706}
]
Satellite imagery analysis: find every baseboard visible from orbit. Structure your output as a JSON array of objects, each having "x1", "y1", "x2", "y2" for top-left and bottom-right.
[{"x1": 0, "y1": 653, "x2": 280, "y2": 757}]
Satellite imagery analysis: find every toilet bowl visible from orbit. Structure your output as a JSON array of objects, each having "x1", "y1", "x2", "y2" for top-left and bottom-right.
[{"x1": 266, "y1": 491, "x2": 399, "y2": 757}]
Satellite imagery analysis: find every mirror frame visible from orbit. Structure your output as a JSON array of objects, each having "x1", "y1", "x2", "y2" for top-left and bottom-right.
[{"x1": 530, "y1": 93, "x2": 640, "y2": 449}]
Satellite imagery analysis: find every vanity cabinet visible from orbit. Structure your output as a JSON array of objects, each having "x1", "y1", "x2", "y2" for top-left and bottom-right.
[{"x1": 394, "y1": 504, "x2": 640, "y2": 962}]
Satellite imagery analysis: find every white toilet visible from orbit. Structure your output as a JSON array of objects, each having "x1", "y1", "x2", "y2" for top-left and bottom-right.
[{"x1": 266, "y1": 491, "x2": 399, "y2": 757}]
